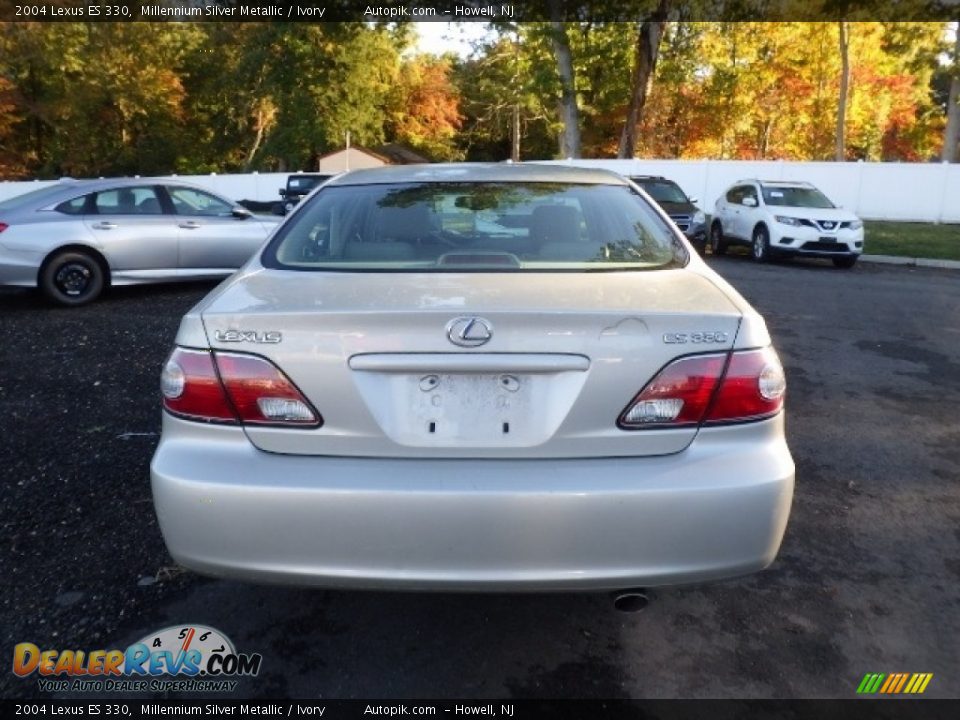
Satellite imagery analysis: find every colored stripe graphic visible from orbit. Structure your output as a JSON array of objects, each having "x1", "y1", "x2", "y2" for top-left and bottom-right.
[
  {"x1": 893, "y1": 673, "x2": 910, "y2": 693},
  {"x1": 857, "y1": 673, "x2": 933, "y2": 694},
  {"x1": 857, "y1": 673, "x2": 885, "y2": 694}
]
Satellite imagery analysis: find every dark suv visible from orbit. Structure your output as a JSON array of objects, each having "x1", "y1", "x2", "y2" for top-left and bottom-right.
[
  {"x1": 630, "y1": 176, "x2": 707, "y2": 255},
  {"x1": 279, "y1": 174, "x2": 334, "y2": 214}
]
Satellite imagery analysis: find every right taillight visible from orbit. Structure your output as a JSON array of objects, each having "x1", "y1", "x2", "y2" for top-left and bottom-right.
[
  {"x1": 161, "y1": 347, "x2": 322, "y2": 427},
  {"x1": 704, "y1": 347, "x2": 785, "y2": 424},
  {"x1": 619, "y1": 347, "x2": 785, "y2": 430}
]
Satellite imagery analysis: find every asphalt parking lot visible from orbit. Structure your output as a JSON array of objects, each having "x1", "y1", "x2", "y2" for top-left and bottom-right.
[{"x1": 1, "y1": 255, "x2": 958, "y2": 700}]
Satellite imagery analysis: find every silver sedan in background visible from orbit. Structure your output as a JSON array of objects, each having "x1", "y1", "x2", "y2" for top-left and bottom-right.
[{"x1": 0, "y1": 178, "x2": 279, "y2": 305}]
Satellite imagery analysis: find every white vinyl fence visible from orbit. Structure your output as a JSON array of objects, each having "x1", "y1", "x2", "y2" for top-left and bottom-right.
[
  {"x1": 537, "y1": 159, "x2": 960, "y2": 224},
  {"x1": 1, "y1": 161, "x2": 958, "y2": 223}
]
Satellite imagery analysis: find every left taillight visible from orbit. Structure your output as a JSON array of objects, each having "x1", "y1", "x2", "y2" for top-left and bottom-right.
[
  {"x1": 161, "y1": 347, "x2": 321, "y2": 427},
  {"x1": 161, "y1": 348, "x2": 235, "y2": 422},
  {"x1": 0, "y1": 222, "x2": 9, "y2": 234}
]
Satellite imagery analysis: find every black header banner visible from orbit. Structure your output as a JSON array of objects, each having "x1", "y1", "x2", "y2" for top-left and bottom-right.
[{"x1": 0, "y1": 0, "x2": 958, "y2": 23}]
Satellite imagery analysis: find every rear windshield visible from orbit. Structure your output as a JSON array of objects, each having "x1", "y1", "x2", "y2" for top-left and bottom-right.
[
  {"x1": 0, "y1": 184, "x2": 67, "y2": 211},
  {"x1": 287, "y1": 177, "x2": 326, "y2": 191},
  {"x1": 761, "y1": 185, "x2": 835, "y2": 208},
  {"x1": 264, "y1": 182, "x2": 686, "y2": 272}
]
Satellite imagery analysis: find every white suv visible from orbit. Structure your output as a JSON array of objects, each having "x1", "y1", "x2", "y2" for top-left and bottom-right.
[{"x1": 710, "y1": 180, "x2": 864, "y2": 268}]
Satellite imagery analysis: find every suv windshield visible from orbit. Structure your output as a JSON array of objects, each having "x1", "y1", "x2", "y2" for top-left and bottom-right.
[
  {"x1": 633, "y1": 179, "x2": 689, "y2": 205},
  {"x1": 265, "y1": 182, "x2": 685, "y2": 272},
  {"x1": 761, "y1": 185, "x2": 835, "y2": 208}
]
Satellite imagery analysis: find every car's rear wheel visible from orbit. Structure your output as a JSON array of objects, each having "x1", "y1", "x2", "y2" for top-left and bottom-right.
[
  {"x1": 40, "y1": 250, "x2": 105, "y2": 306},
  {"x1": 833, "y1": 256, "x2": 858, "y2": 269},
  {"x1": 752, "y1": 226, "x2": 770, "y2": 263},
  {"x1": 709, "y1": 223, "x2": 727, "y2": 255}
]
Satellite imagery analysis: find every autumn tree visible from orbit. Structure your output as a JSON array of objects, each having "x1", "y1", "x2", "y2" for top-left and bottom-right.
[
  {"x1": 0, "y1": 20, "x2": 953, "y2": 177},
  {"x1": 0, "y1": 74, "x2": 24, "y2": 177},
  {"x1": 636, "y1": 21, "x2": 946, "y2": 162},
  {"x1": 0, "y1": 22, "x2": 198, "y2": 177},
  {"x1": 386, "y1": 55, "x2": 464, "y2": 161}
]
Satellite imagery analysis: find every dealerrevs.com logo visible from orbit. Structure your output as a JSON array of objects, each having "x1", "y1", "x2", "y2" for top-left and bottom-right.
[{"x1": 12, "y1": 624, "x2": 262, "y2": 693}]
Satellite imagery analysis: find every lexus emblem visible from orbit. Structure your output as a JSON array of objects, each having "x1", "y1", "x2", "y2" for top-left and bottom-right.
[{"x1": 446, "y1": 317, "x2": 493, "y2": 347}]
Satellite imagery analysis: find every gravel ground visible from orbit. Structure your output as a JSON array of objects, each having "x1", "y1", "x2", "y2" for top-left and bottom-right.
[
  {"x1": 1, "y1": 257, "x2": 958, "y2": 700},
  {"x1": 0, "y1": 282, "x2": 213, "y2": 689}
]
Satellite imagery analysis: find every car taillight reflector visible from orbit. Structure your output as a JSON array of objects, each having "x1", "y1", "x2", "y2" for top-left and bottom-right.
[
  {"x1": 214, "y1": 352, "x2": 320, "y2": 426},
  {"x1": 160, "y1": 347, "x2": 321, "y2": 427},
  {"x1": 619, "y1": 354, "x2": 726, "y2": 428},
  {"x1": 161, "y1": 348, "x2": 235, "y2": 422},
  {"x1": 619, "y1": 347, "x2": 785, "y2": 430},
  {"x1": 705, "y1": 347, "x2": 785, "y2": 424}
]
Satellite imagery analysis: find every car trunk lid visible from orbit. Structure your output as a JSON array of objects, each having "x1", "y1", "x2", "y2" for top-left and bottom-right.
[{"x1": 200, "y1": 269, "x2": 742, "y2": 458}]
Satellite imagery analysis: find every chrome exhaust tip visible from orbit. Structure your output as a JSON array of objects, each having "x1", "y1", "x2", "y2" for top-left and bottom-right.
[{"x1": 612, "y1": 589, "x2": 649, "y2": 613}]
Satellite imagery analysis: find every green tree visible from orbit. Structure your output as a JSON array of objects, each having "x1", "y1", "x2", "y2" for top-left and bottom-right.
[{"x1": 454, "y1": 28, "x2": 558, "y2": 161}]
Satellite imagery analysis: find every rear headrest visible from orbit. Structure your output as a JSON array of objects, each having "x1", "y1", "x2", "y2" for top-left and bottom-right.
[
  {"x1": 530, "y1": 205, "x2": 581, "y2": 246},
  {"x1": 117, "y1": 189, "x2": 137, "y2": 211},
  {"x1": 376, "y1": 204, "x2": 433, "y2": 242},
  {"x1": 137, "y1": 197, "x2": 161, "y2": 214}
]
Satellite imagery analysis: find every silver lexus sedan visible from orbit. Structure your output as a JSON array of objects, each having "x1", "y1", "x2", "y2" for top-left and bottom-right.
[
  {"x1": 0, "y1": 178, "x2": 279, "y2": 305},
  {"x1": 151, "y1": 163, "x2": 794, "y2": 593}
]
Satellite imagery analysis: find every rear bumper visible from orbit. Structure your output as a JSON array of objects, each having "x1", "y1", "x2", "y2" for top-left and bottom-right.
[
  {"x1": 0, "y1": 246, "x2": 42, "y2": 287},
  {"x1": 150, "y1": 413, "x2": 794, "y2": 591}
]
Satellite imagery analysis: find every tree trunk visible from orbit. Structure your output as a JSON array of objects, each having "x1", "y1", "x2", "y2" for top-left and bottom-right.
[
  {"x1": 244, "y1": 107, "x2": 266, "y2": 171},
  {"x1": 942, "y1": 22, "x2": 960, "y2": 162},
  {"x1": 511, "y1": 104, "x2": 520, "y2": 162},
  {"x1": 721, "y1": 23, "x2": 738, "y2": 159},
  {"x1": 547, "y1": 2, "x2": 580, "y2": 158},
  {"x1": 835, "y1": 21, "x2": 850, "y2": 162},
  {"x1": 511, "y1": 27, "x2": 521, "y2": 162},
  {"x1": 617, "y1": 0, "x2": 670, "y2": 159}
]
